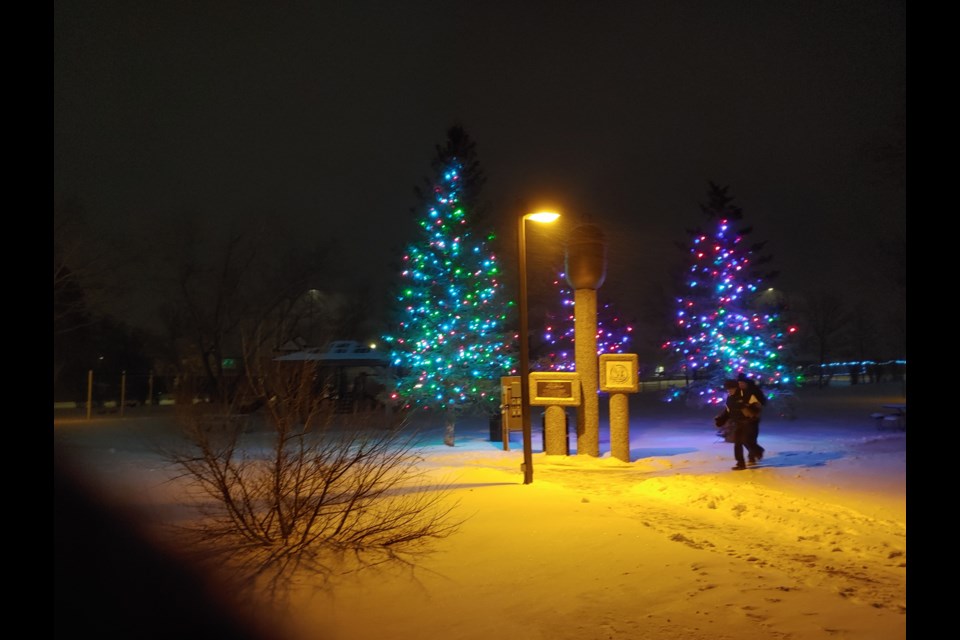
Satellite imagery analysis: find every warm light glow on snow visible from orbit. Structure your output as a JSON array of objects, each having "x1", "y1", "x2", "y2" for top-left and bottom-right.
[{"x1": 54, "y1": 382, "x2": 906, "y2": 640}]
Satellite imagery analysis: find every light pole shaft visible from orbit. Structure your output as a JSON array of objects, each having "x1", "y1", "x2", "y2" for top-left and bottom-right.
[{"x1": 518, "y1": 216, "x2": 533, "y2": 484}]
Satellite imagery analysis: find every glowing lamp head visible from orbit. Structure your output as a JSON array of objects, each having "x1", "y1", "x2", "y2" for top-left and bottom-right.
[{"x1": 526, "y1": 211, "x2": 560, "y2": 223}]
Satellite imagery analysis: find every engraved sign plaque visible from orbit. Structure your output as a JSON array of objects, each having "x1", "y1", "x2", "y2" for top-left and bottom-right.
[
  {"x1": 529, "y1": 372, "x2": 581, "y2": 406},
  {"x1": 599, "y1": 353, "x2": 639, "y2": 393}
]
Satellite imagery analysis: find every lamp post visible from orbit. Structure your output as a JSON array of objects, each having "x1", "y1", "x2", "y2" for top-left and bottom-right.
[{"x1": 518, "y1": 210, "x2": 560, "y2": 484}]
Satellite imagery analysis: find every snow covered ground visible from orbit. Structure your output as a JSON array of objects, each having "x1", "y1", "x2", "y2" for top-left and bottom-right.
[{"x1": 54, "y1": 381, "x2": 906, "y2": 640}]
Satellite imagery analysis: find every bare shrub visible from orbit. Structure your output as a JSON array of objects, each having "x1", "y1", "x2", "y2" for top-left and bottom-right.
[{"x1": 162, "y1": 360, "x2": 462, "y2": 602}]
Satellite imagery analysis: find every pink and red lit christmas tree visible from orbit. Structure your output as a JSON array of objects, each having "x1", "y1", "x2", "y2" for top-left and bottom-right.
[
  {"x1": 534, "y1": 268, "x2": 634, "y2": 372},
  {"x1": 663, "y1": 183, "x2": 797, "y2": 406}
]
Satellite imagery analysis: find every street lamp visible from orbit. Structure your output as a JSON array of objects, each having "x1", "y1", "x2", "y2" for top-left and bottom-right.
[{"x1": 518, "y1": 210, "x2": 560, "y2": 484}]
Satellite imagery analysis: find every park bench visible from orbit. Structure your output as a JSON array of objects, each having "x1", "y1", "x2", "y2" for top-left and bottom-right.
[{"x1": 871, "y1": 403, "x2": 906, "y2": 430}]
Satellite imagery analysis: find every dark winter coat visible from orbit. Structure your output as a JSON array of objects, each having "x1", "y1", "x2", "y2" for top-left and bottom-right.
[{"x1": 715, "y1": 393, "x2": 748, "y2": 442}]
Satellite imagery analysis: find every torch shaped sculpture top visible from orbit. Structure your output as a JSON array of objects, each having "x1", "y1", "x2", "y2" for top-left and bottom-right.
[{"x1": 565, "y1": 223, "x2": 606, "y2": 290}]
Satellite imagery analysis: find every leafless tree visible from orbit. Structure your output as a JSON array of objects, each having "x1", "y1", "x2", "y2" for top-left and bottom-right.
[
  {"x1": 796, "y1": 290, "x2": 850, "y2": 387},
  {"x1": 873, "y1": 235, "x2": 906, "y2": 360},
  {"x1": 54, "y1": 199, "x2": 120, "y2": 336},
  {"x1": 54, "y1": 198, "x2": 138, "y2": 387},
  {"x1": 161, "y1": 352, "x2": 461, "y2": 604},
  {"x1": 146, "y1": 213, "x2": 343, "y2": 401}
]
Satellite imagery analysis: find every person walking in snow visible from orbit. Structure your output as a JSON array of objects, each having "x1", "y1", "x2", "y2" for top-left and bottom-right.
[
  {"x1": 715, "y1": 379, "x2": 764, "y2": 470},
  {"x1": 736, "y1": 374, "x2": 766, "y2": 465}
]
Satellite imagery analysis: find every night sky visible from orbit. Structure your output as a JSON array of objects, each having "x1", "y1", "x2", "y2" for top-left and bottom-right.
[{"x1": 54, "y1": 1, "x2": 905, "y2": 335}]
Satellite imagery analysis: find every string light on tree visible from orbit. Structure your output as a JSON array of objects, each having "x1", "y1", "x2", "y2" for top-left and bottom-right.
[
  {"x1": 663, "y1": 183, "x2": 797, "y2": 406},
  {"x1": 536, "y1": 269, "x2": 633, "y2": 372},
  {"x1": 383, "y1": 127, "x2": 512, "y2": 428}
]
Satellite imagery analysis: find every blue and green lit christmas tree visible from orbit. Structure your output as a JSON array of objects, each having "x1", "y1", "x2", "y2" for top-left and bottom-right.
[
  {"x1": 663, "y1": 183, "x2": 797, "y2": 406},
  {"x1": 383, "y1": 127, "x2": 513, "y2": 425}
]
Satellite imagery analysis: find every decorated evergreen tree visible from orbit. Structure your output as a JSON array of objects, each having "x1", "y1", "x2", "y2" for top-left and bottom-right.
[
  {"x1": 534, "y1": 267, "x2": 634, "y2": 371},
  {"x1": 383, "y1": 126, "x2": 513, "y2": 441},
  {"x1": 663, "y1": 183, "x2": 797, "y2": 407}
]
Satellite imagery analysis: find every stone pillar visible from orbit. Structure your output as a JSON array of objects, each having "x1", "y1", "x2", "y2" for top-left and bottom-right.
[
  {"x1": 573, "y1": 289, "x2": 598, "y2": 456},
  {"x1": 600, "y1": 353, "x2": 639, "y2": 462},
  {"x1": 609, "y1": 393, "x2": 630, "y2": 462},
  {"x1": 543, "y1": 405, "x2": 568, "y2": 455},
  {"x1": 566, "y1": 224, "x2": 606, "y2": 457}
]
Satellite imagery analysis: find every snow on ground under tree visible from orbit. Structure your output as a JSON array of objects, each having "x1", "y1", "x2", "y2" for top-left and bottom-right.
[{"x1": 54, "y1": 381, "x2": 907, "y2": 640}]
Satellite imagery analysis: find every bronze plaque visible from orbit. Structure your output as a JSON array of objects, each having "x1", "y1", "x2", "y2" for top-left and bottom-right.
[
  {"x1": 537, "y1": 380, "x2": 573, "y2": 398},
  {"x1": 529, "y1": 372, "x2": 581, "y2": 406}
]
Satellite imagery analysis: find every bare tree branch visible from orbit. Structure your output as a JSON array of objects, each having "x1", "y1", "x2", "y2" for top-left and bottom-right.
[{"x1": 160, "y1": 357, "x2": 462, "y2": 604}]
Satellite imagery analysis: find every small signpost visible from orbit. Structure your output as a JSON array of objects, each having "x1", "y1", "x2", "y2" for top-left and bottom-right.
[
  {"x1": 499, "y1": 376, "x2": 522, "y2": 451},
  {"x1": 599, "y1": 354, "x2": 639, "y2": 462},
  {"x1": 529, "y1": 372, "x2": 581, "y2": 455}
]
